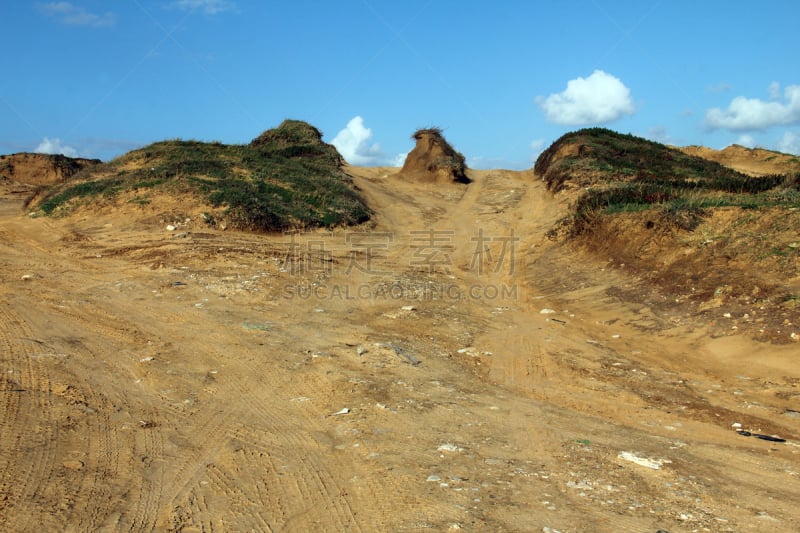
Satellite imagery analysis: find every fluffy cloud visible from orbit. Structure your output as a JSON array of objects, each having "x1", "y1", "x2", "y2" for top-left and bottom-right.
[
  {"x1": 331, "y1": 116, "x2": 387, "y2": 166},
  {"x1": 38, "y1": 2, "x2": 115, "y2": 27},
  {"x1": 537, "y1": 70, "x2": 635, "y2": 125},
  {"x1": 777, "y1": 131, "x2": 800, "y2": 155},
  {"x1": 35, "y1": 137, "x2": 78, "y2": 157},
  {"x1": 171, "y1": 0, "x2": 236, "y2": 14},
  {"x1": 705, "y1": 83, "x2": 800, "y2": 131}
]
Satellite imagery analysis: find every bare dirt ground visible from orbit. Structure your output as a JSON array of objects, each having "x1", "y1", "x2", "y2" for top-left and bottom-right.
[{"x1": 1, "y1": 167, "x2": 799, "y2": 532}]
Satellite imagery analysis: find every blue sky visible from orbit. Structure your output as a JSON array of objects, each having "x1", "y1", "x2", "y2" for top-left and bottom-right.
[{"x1": 2, "y1": 1, "x2": 799, "y2": 169}]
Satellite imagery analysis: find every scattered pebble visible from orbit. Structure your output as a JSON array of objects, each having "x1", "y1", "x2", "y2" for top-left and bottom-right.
[
  {"x1": 437, "y1": 443, "x2": 464, "y2": 453},
  {"x1": 540, "y1": 308, "x2": 556, "y2": 314},
  {"x1": 331, "y1": 407, "x2": 350, "y2": 416},
  {"x1": 166, "y1": 225, "x2": 176, "y2": 231}
]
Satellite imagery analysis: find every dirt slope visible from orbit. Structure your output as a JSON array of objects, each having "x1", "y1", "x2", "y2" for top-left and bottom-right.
[
  {"x1": 0, "y1": 153, "x2": 100, "y2": 186},
  {"x1": 679, "y1": 144, "x2": 800, "y2": 177},
  {"x1": 1, "y1": 167, "x2": 799, "y2": 532}
]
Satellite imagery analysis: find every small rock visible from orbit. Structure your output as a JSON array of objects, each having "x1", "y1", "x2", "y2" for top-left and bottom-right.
[
  {"x1": 331, "y1": 407, "x2": 350, "y2": 416},
  {"x1": 540, "y1": 308, "x2": 556, "y2": 314},
  {"x1": 166, "y1": 225, "x2": 176, "y2": 231},
  {"x1": 356, "y1": 345, "x2": 367, "y2": 356},
  {"x1": 426, "y1": 475, "x2": 442, "y2": 482},
  {"x1": 437, "y1": 443, "x2": 463, "y2": 453},
  {"x1": 401, "y1": 305, "x2": 416, "y2": 311},
  {"x1": 139, "y1": 356, "x2": 154, "y2": 363}
]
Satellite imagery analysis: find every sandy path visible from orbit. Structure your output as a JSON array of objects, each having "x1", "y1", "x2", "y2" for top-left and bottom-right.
[{"x1": 0, "y1": 170, "x2": 798, "y2": 531}]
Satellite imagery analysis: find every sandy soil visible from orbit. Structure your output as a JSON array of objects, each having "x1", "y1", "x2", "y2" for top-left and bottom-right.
[
  {"x1": 678, "y1": 145, "x2": 800, "y2": 177},
  {"x1": 1, "y1": 167, "x2": 799, "y2": 532}
]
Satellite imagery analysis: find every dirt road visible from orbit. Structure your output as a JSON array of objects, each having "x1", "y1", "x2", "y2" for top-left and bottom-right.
[{"x1": 1, "y1": 169, "x2": 798, "y2": 531}]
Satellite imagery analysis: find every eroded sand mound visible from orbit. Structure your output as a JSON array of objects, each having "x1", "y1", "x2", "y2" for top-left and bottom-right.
[
  {"x1": 400, "y1": 128, "x2": 469, "y2": 183},
  {"x1": 0, "y1": 153, "x2": 100, "y2": 186}
]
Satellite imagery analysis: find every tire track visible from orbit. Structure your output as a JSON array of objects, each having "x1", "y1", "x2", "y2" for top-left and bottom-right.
[
  {"x1": 225, "y1": 366, "x2": 364, "y2": 532},
  {"x1": 0, "y1": 306, "x2": 60, "y2": 531},
  {"x1": 155, "y1": 342, "x2": 366, "y2": 532},
  {"x1": 125, "y1": 405, "x2": 166, "y2": 533}
]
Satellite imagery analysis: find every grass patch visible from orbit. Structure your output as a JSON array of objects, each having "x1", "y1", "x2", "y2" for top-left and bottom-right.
[{"x1": 34, "y1": 120, "x2": 370, "y2": 231}]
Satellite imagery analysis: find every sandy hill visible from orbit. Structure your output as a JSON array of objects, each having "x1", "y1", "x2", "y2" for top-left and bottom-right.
[
  {"x1": 23, "y1": 120, "x2": 369, "y2": 233},
  {"x1": 680, "y1": 143, "x2": 800, "y2": 177},
  {"x1": 535, "y1": 128, "x2": 799, "y2": 343},
  {"x1": 1, "y1": 124, "x2": 800, "y2": 531},
  {"x1": 0, "y1": 152, "x2": 100, "y2": 186}
]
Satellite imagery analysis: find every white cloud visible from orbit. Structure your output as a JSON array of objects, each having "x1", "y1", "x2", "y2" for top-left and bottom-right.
[
  {"x1": 331, "y1": 116, "x2": 387, "y2": 166},
  {"x1": 35, "y1": 137, "x2": 78, "y2": 157},
  {"x1": 705, "y1": 83, "x2": 800, "y2": 131},
  {"x1": 536, "y1": 70, "x2": 635, "y2": 125},
  {"x1": 171, "y1": 0, "x2": 236, "y2": 14},
  {"x1": 735, "y1": 134, "x2": 757, "y2": 148},
  {"x1": 38, "y1": 2, "x2": 115, "y2": 27},
  {"x1": 777, "y1": 131, "x2": 800, "y2": 155}
]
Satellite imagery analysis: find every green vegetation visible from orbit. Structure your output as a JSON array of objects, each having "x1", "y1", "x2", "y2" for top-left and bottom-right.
[
  {"x1": 35, "y1": 120, "x2": 370, "y2": 232},
  {"x1": 535, "y1": 128, "x2": 800, "y2": 234}
]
